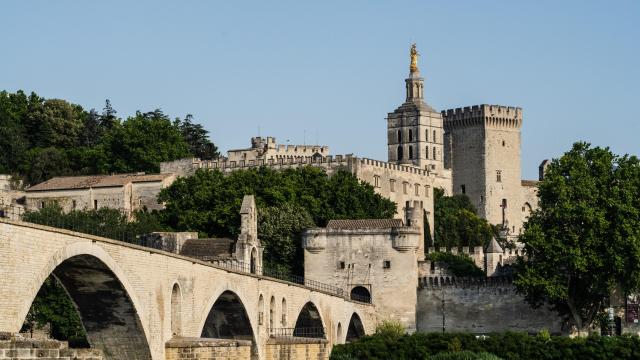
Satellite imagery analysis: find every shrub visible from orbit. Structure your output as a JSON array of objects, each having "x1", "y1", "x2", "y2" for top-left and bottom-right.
[
  {"x1": 430, "y1": 351, "x2": 502, "y2": 360},
  {"x1": 374, "y1": 320, "x2": 405, "y2": 339}
]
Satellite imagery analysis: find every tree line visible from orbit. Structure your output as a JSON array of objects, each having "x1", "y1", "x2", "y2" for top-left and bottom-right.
[{"x1": 0, "y1": 90, "x2": 219, "y2": 186}]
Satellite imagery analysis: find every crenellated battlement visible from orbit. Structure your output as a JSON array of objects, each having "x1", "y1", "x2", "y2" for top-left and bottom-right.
[
  {"x1": 442, "y1": 104, "x2": 522, "y2": 130},
  {"x1": 418, "y1": 275, "x2": 514, "y2": 289}
]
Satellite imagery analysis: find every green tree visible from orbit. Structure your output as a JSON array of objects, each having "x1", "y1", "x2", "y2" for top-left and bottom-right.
[
  {"x1": 433, "y1": 188, "x2": 495, "y2": 249},
  {"x1": 101, "y1": 110, "x2": 191, "y2": 173},
  {"x1": 258, "y1": 202, "x2": 315, "y2": 275},
  {"x1": 177, "y1": 114, "x2": 220, "y2": 159},
  {"x1": 157, "y1": 167, "x2": 396, "y2": 274},
  {"x1": 514, "y1": 142, "x2": 640, "y2": 333}
]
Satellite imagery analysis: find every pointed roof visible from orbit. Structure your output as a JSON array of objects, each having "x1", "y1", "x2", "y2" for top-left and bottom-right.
[
  {"x1": 240, "y1": 195, "x2": 255, "y2": 214},
  {"x1": 485, "y1": 237, "x2": 503, "y2": 254}
]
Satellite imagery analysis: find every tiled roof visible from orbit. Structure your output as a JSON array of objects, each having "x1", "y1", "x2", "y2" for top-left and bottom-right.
[
  {"x1": 326, "y1": 219, "x2": 404, "y2": 229},
  {"x1": 521, "y1": 180, "x2": 539, "y2": 187},
  {"x1": 179, "y1": 238, "x2": 236, "y2": 259},
  {"x1": 27, "y1": 173, "x2": 173, "y2": 192}
]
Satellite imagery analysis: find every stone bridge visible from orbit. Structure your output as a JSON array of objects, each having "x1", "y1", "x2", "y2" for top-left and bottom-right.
[{"x1": 0, "y1": 219, "x2": 376, "y2": 359}]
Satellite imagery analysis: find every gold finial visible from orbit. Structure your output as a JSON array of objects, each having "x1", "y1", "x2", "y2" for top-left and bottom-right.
[{"x1": 410, "y1": 43, "x2": 419, "y2": 73}]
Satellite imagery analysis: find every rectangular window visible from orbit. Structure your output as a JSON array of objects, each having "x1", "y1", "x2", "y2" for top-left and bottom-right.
[
  {"x1": 72, "y1": 200, "x2": 77, "y2": 209},
  {"x1": 461, "y1": 185, "x2": 466, "y2": 194},
  {"x1": 374, "y1": 175, "x2": 380, "y2": 188},
  {"x1": 390, "y1": 179, "x2": 395, "y2": 192},
  {"x1": 338, "y1": 261, "x2": 345, "y2": 270},
  {"x1": 40, "y1": 201, "x2": 45, "y2": 209},
  {"x1": 383, "y1": 260, "x2": 391, "y2": 269},
  {"x1": 424, "y1": 185, "x2": 430, "y2": 197},
  {"x1": 94, "y1": 200, "x2": 98, "y2": 210},
  {"x1": 496, "y1": 170, "x2": 502, "y2": 182},
  {"x1": 414, "y1": 184, "x2": 420, "y2": 196},
  {"x1": 403, "y1": 182, "x2": 408, "y2": 194}
]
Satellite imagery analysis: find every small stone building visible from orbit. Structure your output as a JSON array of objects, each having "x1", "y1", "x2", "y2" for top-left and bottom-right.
[{"x1": 24, "y1": 173, "x2": 176, "y2": 219}]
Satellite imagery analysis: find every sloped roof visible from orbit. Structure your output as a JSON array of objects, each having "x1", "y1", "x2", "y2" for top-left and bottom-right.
[
  {"x1": 27, "y1": 173, "x2": 173, "y2": 192},
  {"x1": 326, "y1": 219, "x2": 404, "y2": 230},
  {"x1": 485, "y1": 237, "x2": 504, "y2": 254},
  {"x1": 179, "y1": 238, "x2": 236, "y2": 259}
]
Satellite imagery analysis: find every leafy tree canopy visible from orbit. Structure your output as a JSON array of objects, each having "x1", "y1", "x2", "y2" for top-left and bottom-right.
[
  {"x1": 0, "y1": 90, "x2": 217, "y2": 185},
  {"x1": 514, "y1": 142, "x2": 640, "y2": 333},
  {"x1": 433, "y1": 188, "x2": 497, "y2": 249}
]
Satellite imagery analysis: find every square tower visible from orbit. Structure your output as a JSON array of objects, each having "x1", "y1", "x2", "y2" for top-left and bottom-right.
[
  {"x1": 442, "y1": 105, "x2": 523, "y2": 236},
  {"x1": 387, "y1": 45, "x2": 445, "y2": 175}
]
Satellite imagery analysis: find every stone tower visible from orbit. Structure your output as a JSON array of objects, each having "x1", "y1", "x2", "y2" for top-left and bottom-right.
[
  {"x1": 442, "y1": 105, "x2": 523, "y2": 237},
  {"x1": 235, "y1": 195, "x2": 263, "y2": 273},
  {"x1": 387, "y1": 44, "x2": 445, "y2": 174}
]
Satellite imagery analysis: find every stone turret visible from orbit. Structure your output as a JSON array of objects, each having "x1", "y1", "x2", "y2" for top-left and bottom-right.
[
  {"x1": 484, "y1": 237, "x2": 504, "y2": 276},
  {"x1": 405, "y1": 202, "x2": 425, "y2": 260},
  {"x1": 235, "y1": 195, "x2": 263, "y2": 273}
]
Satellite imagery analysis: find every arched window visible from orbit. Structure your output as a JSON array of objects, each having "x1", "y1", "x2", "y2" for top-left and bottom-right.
[
  {"x1": 397, "y1": 130, "x2": 402, "y2": 143},
  {"x1": 350, "y1": 286, "x2": 371, "y2": 303},
  {"x1": 408, "y1": 146, "x2": 413, "y2": 159},
  {"x1": 171, "y1": 283, "x2": 182, "y2": 336},
  {"x1": 397, "y1": 146, "x2": 403, "y2": 160},
  {"x1": 414, "y1": 183, "x2": 420, "y2": 196},
  {"x1": 408, "y1": 129, "x2": 413, "y2": 142},
  {"x1": 281, "y1": 298, "x2": 287, "y2": 326},
  {"x1": 269, "y1": 296, "x2": 276, "y2": 329}
]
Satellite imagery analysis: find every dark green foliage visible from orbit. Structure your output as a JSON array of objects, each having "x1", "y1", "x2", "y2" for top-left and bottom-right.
[
  {"x1": 427, "y1": 252, "x2": 484, "y2": 277},
  {"x1": 515, "y1": 142, "x2": 640, "y2": 332},
  {"x1": 21, "y1": 276, "x2": 88, "y2": 346},
  {"x1": 330, "y1": 331, "x2": 640, "y2": 360},
  {"x1": 433, "y1": 188, "x2": 495, "y2": 249},
  {"x1": 157, "y1": 166, "x2": 396, "y2": 274},
  {"x1": 23, "y1": 204, "x2": 167, "y2": 242},
  {"x1": 258, "y1": 202, "x2": 315, "y2": 275},
  {"x1": 0, "y1": 90, "x2": 216, "y2": 185}
]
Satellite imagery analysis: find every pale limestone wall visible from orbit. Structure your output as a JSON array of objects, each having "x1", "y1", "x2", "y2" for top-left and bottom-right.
[
  {"x1": 303, "y1": 227, "x2": 419, "y2": 332},
  {"x1": 131, "y1": 176, "x2": 176, "y2": 212},
  {"x1": 0, "y1": 335, "x2": 103, "y2": 360},
  {"x1": 0, "y1": 220, "x2": 376, "y2": 360},
  {"x1": 520, "y1": 182, "x2": 538, "y2": 234},
  {"x1": 165, "y1": 338, "x2": 251, "y2": 360},
  {"x1": 264, "y1": 341, "x2": 328, "y2": 360},
  {"x1": 416, "y1": 278, "x2": 563, "y2": 334}
]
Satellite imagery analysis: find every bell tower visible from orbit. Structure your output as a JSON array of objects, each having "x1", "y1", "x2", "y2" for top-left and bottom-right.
[{"x1": 387, "y1": 44, "x2": 444, "y2": 174}]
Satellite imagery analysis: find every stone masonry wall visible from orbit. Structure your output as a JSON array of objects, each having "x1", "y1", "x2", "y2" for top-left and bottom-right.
[
  {"x1": 0, "y1": 334, "x2": 103, "y2": 360},
  {"x1": 416, "y1": 277, "x2": 563, "y2": 334},
  {"x1": 164, "y1": 338, "x2": 251, "y2": 360},
  {"x1": 264, "y1": 339, "x2": 328, "y2": 360}
]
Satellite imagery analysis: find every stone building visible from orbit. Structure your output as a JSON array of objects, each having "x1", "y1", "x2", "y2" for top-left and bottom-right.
[
  {"x1": 0, "y1": 175, "x2": 25, "y2": 220},
  {"x1": 303, "y1": 204, "x2": 424, "y2": 332},
  {"x1": 24, "y1": 173, "x2": 176, "y2": 219},
  {"x1": 227, "y1": 136, "x2": 329, "y2": 165}
]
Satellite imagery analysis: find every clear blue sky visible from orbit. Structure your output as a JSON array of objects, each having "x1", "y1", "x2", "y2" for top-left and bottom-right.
[{"x1": 2, "y1": 0, "x2": 638, "y2": 179}]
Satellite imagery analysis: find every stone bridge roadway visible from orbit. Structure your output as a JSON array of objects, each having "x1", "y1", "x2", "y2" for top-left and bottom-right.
[{"x1": 0, "y1": 219, "x2": 376, "y2": 359}]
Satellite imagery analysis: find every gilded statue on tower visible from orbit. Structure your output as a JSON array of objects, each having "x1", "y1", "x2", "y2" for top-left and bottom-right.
[{"x1": 410, "y1": 43, "x2": 419, "y2": 73}]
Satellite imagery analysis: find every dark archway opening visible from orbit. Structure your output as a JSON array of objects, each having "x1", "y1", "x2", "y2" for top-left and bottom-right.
[
  {"x1": 293, "y1": 302, "x2": 325, "y2": 338},
  {"x1": 23, "y1": 255, "x2": 152, "y2": 360},
  {"x1": 201, "y1": 291, "x2": 254, "y2": 341},
  {"x1": 350, "y1": 286, "x2": 371, "y2": 303},
  {"x1": 346, "y1": 313, "x2": 365, "y2": 342}
]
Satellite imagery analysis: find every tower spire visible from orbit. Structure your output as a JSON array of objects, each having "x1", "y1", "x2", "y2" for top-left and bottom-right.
[{"x1": 409, "y1": 43, "x2": 419, "y2": 74}]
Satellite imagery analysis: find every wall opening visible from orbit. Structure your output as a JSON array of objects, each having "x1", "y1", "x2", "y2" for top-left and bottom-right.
[
  {"x1": 408, "y1": 146, "x2": 413, "y2": 160},
  {"x1": 293, "y1": 302, "x2": 325, "y2": 338},
  {"x1": 346, "y1": 313, "x2": 365, "y2": 342},
  {"x1": 250, "y1": 247, "x2": 257, "y2": 274},
  {"x1": 336, "y1": 322, "x2": 343, "y2": 344},
  {"x1": 350, "y1": 286, "x2": 371, "y2": 303},
  {"x1": 397, "y1": 146, "x2": 403, "y2": 160},
  {"x1": 171, "y1": 283, "x2": 182, "y2": 336},
  {"x1": 269, "y1": 296, "x2": 276, "y2": 329},
  {"x1": 201, "y1": 290, "x2": 254, "y2": 341},
  {"x1": 281, "y1": 298, "x2": 287, "y2": 326},
  {"x1": 23, "y1": 254, "x2": 152, "y2": 359}
]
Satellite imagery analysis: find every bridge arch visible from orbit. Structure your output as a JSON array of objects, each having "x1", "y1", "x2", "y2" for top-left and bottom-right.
[
  {"x1": 293, "y1": 301, "x2": 325, "y2": 338},
  {"x1": 200, "y1": 290, "x2": 255, "y2": 341},
  {"x1": 22, "y1": 242, "x2": 152, "y2": 359},
  {"x1": 346, "y1": 312, "x2": 365, "y2": 342}
]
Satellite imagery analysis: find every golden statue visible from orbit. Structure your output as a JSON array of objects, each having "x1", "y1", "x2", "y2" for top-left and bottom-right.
[{"x1": 410, "y1": 43, "x2": 419, "y2": 73}]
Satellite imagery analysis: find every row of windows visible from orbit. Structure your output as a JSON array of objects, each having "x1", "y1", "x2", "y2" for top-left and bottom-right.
[
  {"x1": 397, "y1": 145, "x2": 438, "y2": 160},
  {"x1": 374, "y1": 176, "x2": 431, "y2": 197},
  {"x1": 397, "y1": 129, "x2": 439, "y2": 143}
]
